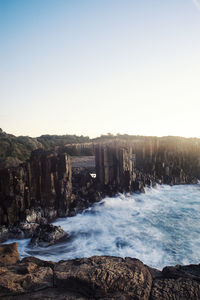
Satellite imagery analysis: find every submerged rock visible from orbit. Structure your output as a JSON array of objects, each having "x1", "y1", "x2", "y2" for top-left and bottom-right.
[
  {"x1": 0, "y1": 226, "x2": 9, "y2": 243},
  {"x1": 19, "y1": 221, "x2": 39, "y2": 238},
  {"x1": 30, "y1": 224, "x2": 67, "y2": 247}
]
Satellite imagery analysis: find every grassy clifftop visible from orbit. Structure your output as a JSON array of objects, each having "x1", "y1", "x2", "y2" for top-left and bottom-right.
[
  {"x1": 0, "y1": 129, "x2": 90, "y2": 168},
  {"x1": 1, "y1": 128, "x2": 200, "y2": 169}
]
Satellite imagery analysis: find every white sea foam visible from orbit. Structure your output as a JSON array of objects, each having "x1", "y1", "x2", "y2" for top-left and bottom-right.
[{"x1": 5, "y1": 183, "x2": 200, "y2": 269}]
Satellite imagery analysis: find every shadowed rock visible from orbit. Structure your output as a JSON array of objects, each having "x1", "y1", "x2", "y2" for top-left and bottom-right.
[
  {"x1": 0, "y1": 149, "x2": 72, "y2": 226},
  {"x1": 30, "y1": 224, "x2": 67, "y2": 247}
]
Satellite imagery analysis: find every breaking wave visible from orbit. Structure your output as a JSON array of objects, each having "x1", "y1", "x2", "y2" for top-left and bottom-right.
[{"x1": 6, "y1": 183, "x2": 200, "y2": 269}]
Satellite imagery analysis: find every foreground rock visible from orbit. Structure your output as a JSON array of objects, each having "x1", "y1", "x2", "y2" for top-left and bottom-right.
[
  {"x1": 0, "y1": 243, "x2": 200, "y2": 299},
  {"x1": 30, "y1": 224, "x2": 67, "y2": 247},
  {"x1": 0, "y1": 243, "x2": 19, "y2": 266},
  {"x1": 0, "y1": 257, "x2": 54, "y2": 297}
]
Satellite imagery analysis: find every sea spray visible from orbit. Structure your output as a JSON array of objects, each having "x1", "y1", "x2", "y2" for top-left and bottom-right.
[{"x1": 4, "y1": 183, "x2": 200, "y2": 270}]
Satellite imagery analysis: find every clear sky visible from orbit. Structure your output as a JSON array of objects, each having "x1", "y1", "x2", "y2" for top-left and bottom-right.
[{"x1": 0, "y1": 0, "x2": 200, "y2": 138}]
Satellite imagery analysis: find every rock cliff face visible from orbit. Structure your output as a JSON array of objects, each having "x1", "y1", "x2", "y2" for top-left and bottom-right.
[
  {"x1": 0, "y1": 243, "x2": 200, "y2": 300},
  {"x1": 95, "y1": 143, "x2": 136, "y2": 195},
  {"x1": 0, "y1": 139, "x2": 200, "y2": 227},
  {"x1": 0, "y1": 149, "x2": 72, "y2": 226},
  {"x1": 94, "y1": 140, "x2": 200, "y2": 195},
  {"x1": 132, "y1": 137, "x2": 200, "y2": 185}
]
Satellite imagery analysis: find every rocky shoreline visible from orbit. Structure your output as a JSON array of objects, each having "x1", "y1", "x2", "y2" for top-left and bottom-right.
[
  {"x1": 0, "y1": 242, "x2": 200, "y2": 299},
  {"x1": 0, "y1": 140, "x2": 200, "y2": 298},
  {"x1": 1, "y1": 141, "x2": 199, "y2": 229}
]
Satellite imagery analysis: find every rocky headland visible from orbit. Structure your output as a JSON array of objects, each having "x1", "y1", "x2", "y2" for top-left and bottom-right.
[{"x1": 0, "y1": 135, "x2": 200, "y2": 298}]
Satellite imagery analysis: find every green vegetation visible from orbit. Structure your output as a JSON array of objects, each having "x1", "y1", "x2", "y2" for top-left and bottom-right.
[
  {"x1": 0, "y1": 130, "x2": 43, "y2": 168},
  {"x1": 37, "y1": 134, "x2": 90, "y2": 149},
  {"x1": 0, "y1": 129, "x2": 91, "y2": 168},
  {"x1": 1, "y1": 129, "x2": 200, "y2": 169}
]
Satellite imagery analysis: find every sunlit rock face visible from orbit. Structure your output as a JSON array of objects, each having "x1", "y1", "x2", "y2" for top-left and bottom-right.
[
  {"x1": 131, "y1": 137, "x2": 200, "y2": 185},
  {"x1": 0, "y1": 149, "x2": 72, "y2": 226},
  {"x1": 95, "y1": 143, "x2": 136, "y2": 194}
]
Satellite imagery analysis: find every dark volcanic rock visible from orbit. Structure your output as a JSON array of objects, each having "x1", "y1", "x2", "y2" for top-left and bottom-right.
[
  {"x1": 150, "y1": 264, "x2": 200, "y2": 300},
  {"x1": 19, "y1": 221, "x2": 40, "y2": 238},
  {"x1": 162, "y1": 264, "x2": 200, "y2": 281},
  {"x1": 150, "y1": 278, "x2": 200, "y2": 300},
  {"x1": 71, "y1": 168, "x2": 102, "y2": 215},
  {"x1": 0, "y1": 149, "x2": 72, "y2": 226},
  {"x1": 0, "y1": 226, "x2": 9, "y2": 243},
  {"x1": 30, "y1": 224, "x2": 67, "y2": 247},
  {"x1": 95, "y1": 143, "x2": 136, "y2": 195},
  {"x1": 1, "y1": 140, "x2": 200, "y2": 228}
]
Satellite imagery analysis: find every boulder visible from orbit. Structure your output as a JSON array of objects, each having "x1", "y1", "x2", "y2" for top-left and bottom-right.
[
  {"x1": 0, "y1": 226, "x2": 9, "y2": 243},
  {"x1": 19, "y1": 221, "x2": 40, "y2": 238},
  {"x1": 30, "y1": 224, "x2": 67, "y2": 247},
  {"x1": 0, "y1": 258, "x2": 53, "y2": 297},
  {"x1": 0, "y1": 243, "x2": 19, "y2": 266}
]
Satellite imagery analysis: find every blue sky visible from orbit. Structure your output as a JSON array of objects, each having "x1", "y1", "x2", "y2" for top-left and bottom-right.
[{"x1": 1, "y1": 0, "x2": 200, "y2": 137}]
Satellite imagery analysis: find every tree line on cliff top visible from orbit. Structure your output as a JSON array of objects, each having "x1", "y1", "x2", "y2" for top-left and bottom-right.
[{"x1": 0, "y1": 128, "x2": 199, "y2": 169}]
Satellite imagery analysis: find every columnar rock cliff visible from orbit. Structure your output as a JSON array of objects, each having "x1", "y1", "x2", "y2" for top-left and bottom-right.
[
  {"x1": 131, "y1": 137, "x2": 200, "y2": 185},
  {"x1": 0, "y1": 149, "x2": 72, "y2": 226},
  {"x1": 95, "y1": 143, "x2": 136, "y2": 195},
  {"x1": 0, "y1": 138, "x2": 200, "y2": 227}
]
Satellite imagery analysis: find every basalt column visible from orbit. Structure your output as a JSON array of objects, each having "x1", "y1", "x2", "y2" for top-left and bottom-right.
[
  {"x1": 29, "y1": 149, "x2": 72, "y2": 218},
  {"x1": 95, "y1": 143, "x2": 136, "y2": 195},
  {"x1": 0, "y1": 149, "x2": 72, "y2": 226}
]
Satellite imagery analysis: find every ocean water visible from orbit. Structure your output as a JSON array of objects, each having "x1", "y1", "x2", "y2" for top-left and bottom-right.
[{"x1": 5, "y1": 183, "x2": 200, "y2": 269}]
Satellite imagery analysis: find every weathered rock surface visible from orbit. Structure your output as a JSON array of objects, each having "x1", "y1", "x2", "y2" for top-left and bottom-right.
[
  {"x1": 30, "y1": 224, "x2": 67, "y2": 247},
  {"x1": 94, "y1": 140, "x2": 200, "y2": 194},
  {"x1": 0, "y1": 243, "x2": 200, "y2": 299},
  {"x1": 70, "y1": 168, "x2": 102, "y2": 215},
  {"x1": 0, "y1": 226, "x2": 9, "y2": 243},
  {"x1": 0, "y1": 243, "x2": 19, "y2": 266},
  {"x1": 54, "y1": 256, "x2": 152, "y2": 299},
  {"x1": 131, "y1": 137, "x2": 200, "y2": 187},
  {"x1": 1, "y1": 139, "x2": 200, "y2": 229},
  {"x1": 95, "y1": 143, "x2": 136, "y2": 195},
  {"x1": 0, "y1": 257, "x2": 54, "y2": 297},
  {"x1": 0, "y1": 149, "x2": 72, "y2": 226}
]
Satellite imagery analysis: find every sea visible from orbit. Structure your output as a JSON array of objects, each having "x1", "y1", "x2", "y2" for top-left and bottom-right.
[{"x1": 5, "y1": 183, "x2": 200, "y2": 270}]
